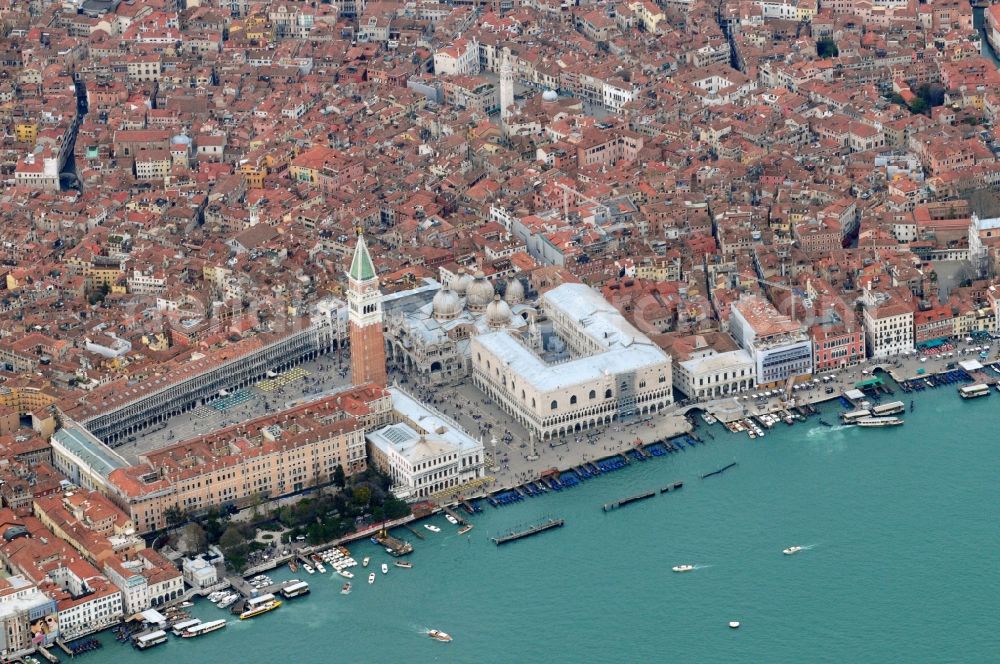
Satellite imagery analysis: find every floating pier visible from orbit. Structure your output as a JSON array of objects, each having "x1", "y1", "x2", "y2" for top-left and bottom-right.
[
  {"x1": 402, "y1": 524, "x2": 425, "y2": 540},
  {"x1": 492, "y1": 518, "x2": 565, "y2": 545},
  {"x1": 660, "y1": 481, "x2": 684, "y2": 493},
  {"x1": 372, "y1": 530, "x2": 413, "y2": 556},
  {"x1": 603, "y1": 490, "x2": 656, "y2": 511},
  {"x1": 702, "y1": 462, "x2": 738, "y2": 479}
]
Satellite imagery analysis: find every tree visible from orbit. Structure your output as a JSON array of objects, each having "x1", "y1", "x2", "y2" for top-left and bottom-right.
[
  {"x1": 909, "y1": 98, "x2": 929, "y2": 116},
  {"x1": 183, "y1": 523, "x2": 208, "y2": 553},
  {"x1": 219, "y1": 525, "x2": 245, "y2": 550},
  {"x1": 352, "y1": 485, "x2": 372, "y2": 507},
  {"x1": 333, "y1": 464, "x2": 346, "y2": 489},
  {"x1": 383, "y1": 495, "x2": 411, "y2": 520},
  {"x1": 164, "y1": 506, "x2": 186, "y2": 528},
  {"x1": 817, "y1": 37, "x2": 839, "y2": 58}
]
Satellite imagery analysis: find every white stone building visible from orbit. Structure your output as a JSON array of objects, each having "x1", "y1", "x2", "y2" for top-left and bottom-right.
[
  {"x1": 729, "y1": 295, "x2": 813, "y2": 386},
  {"x1": 472, "y1": 284, "x2": 673, "y2": 442},
  {"x1": 366, "y1": 389, "x2": 484, "y2": 499},
  {"x1": 675, "y1": 348, "x2": 756, "y2": 399},
  {"x1": 862, "y1": 285, "x2": 915, "y2": 358}
]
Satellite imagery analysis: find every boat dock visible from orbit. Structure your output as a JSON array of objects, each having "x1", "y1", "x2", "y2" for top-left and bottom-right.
[
  {"x1": 402, "y1": 524, "x2": 425, "y2": 540},
  {"x1": 602, "y1": 490, "x2": 656, "y2": 511},
  {"x1": 660, "y1": 481, "x2": 684, "y2": 493},
  {"x1": 702, "y1": 462, "x2": 738, "y2": 479},
  {"x1": 372, "y1": 530, "x2": 414, "y2": 556},
  {"x1": 491, "y1": 518, "x2": 565, "y2": 545},
  {"x1": 439, "y1": 504, "x2": 467, "y2": 525},
  {"x1": 36, "y1": 646, "x2": 59, "y2": 663}
]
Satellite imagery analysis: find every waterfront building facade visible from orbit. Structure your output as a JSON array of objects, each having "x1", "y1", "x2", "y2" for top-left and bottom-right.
[
  {"x1": 674, "y1": 348, "x2": 756, "y2": 399},
  {"x1": 472, "y1": 284, "x2": 673, "y2": 442},
  {"x1": 0, "y1": 579, "x2": 59, "y2": 660},
  {"x1": 102, "y1": 549, "x2": 183, "y2": 614},
  {"x1": 348, "y1": 235, "x2": 388, "y2": 388},
  {"x1": 366, "y1": 388, "x2": 485, "y2": 499},
  {"x1": 730, "y1": 295, "x2": 813, "y2": 387},
  {"x1": 810, "y1": 323, "x2": 866, "y2": 371},
  {"x1": 862, "y1": 284, "x2": 915, "y2": 358},
  {"x1": 106, "y1": 385, "x2": 390, "y2": 533}
]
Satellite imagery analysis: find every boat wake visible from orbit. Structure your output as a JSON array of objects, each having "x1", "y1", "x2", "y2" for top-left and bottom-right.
[
  {"x1": 807, "y1": 425, "x2": 851, "y2": 436},
  {"x1": 692, "y1": 564, "x2": 713, "y2": 570},
  {"x1": 801, "y1": 544, "x2": 819, "y2": 551}
]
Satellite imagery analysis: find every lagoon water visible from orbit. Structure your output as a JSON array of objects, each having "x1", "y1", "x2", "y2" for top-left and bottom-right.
[{"x1": 87, "y1": 387, "x2": 1000, "y2": 663}]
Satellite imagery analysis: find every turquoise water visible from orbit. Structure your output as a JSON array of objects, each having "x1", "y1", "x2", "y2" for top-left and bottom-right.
[{"x1": 86, "y1": 387, "x2": 1000, "y2": 663}]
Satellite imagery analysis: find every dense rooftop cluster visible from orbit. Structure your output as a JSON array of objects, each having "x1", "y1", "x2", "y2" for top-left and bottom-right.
[{"x1": 0, "y1": 0, "x2": 999, "y2": 651}]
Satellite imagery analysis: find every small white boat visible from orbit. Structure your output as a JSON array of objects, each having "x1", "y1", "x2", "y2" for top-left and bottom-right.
[
  {"x1": 208, "y1": 592, "x2": 225, "y2": 603},
  {"x1": 394, "y1": 560, "x2": 412, "y2": 569},
  {"x1": 783, "y1": 546, "x2": 804, "y2": 555},
  {"x1": 315, "y1": 562, "x2": 326, "y2": 574},
  {"x1": 303, "y1": 564, "x2": 315, "y2": 575},
  {"x1": 729, "y1": 621, "x2": 741, "y2": 629},
  {"x1": 338, "y1": 570, "x2": 354, "y2": 579},
  {"x1": 428, "y1": 629, "x2": 453, "y2": 643},
  {"x1": 424, "y1": 524, "x2": 441, "y2": 533},
  {"x1": 217, "y1": 594, "x2": 238, "y2": 609},
  {"x1": 381, "y1": 563, "x2": 389, "y2": 574},
  {"x1": 363, "y1": 557, "x2": 370, "y2": 567},
  {"x1": 341, "y1": 582, "x2": 351, "y2": 595},
  {"x1": 672, "y1": 565, "x2": 695, "y2": 573},
  {"x1": 445, "y1": 514, "x2": 458, "y2": 525},
  {"x1": 368, "y1": 573, "x2": 375, "y2": 585}
]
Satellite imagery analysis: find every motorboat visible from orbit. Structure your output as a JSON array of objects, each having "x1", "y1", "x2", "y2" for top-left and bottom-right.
[
  {"x1": 315, "y1": 562, "x2": 326, "y2": 574},
  {"x1": 394, "y1": 560, "x2": 412, "y2": 569},
  {"x1": 381, "y1": 563, "x2": 389, "y2": 574},
  {"x1": 338, "y1": 569, "x2": 354, "y2": 579},
  {"x1": 428, "y1": 629, "x2": 453, "y2": 643},
  {"x1": 288, "y1": 560, "x2": 298, "y2": 573},
  {"x1": 178, "y1": 601, "x2": 194, "y2": 608},
  {"x1": 672, "y1": 565, "x2": 695, "y2": 573},
  {"x1": 181, "y1": 619, "x2": 227, "y2": 638},
  {"x1": 303, "y1": 563, "x2": 315, "y2": 574},
  {"x1": 341, "y1": 583, "x2": 352, "y2": 595},
  {"x1": 445, "y1": 514, "x2": 458, "y2": 525},
  {"x1": 368, "y1": 573, "x2": 375, "y2": 585},
  {"x1": 729, "y1": 621, "x2": 741, "y2": 629},
  {"x1": 208, "y1": 591, "x2": 225, "y2": 603},
  {"x1": 458, "y1": 524, "x2": 474, "y2": 535},
  {"x1": 217, "y1": 593, "x2": 239, "y2": 610},
  {"x1": 363, "y1": 557, "x2": 370, "y2": 567},
  {"x1": 424, "y1": 524, "x2": 441, "y2": 533},
  {"x1": 783, "y1": 546, "x2": 804, "y2": 555}
]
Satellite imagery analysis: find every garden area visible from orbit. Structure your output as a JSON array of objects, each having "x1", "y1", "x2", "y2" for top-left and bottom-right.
[{"x1": 167, "y1": 466, "x2": 411, "y2": 572}]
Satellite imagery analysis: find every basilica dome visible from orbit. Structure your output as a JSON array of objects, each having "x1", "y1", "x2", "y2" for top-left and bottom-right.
[
  {"x1": 432, "y1": 286, "x2": 462, "y2": 320},
  {"x1": 485, "y1": 295, "x2": 513, "y2": 328},
  {"x1": 452, "y1": 269, "x2": 473, "y2": 296},
  {"x1": 504, "y1": 277, "x2": 525, "y2": 305},
  {"x1": 466, "y1": 270, "x2": 495, "y2": 313}
]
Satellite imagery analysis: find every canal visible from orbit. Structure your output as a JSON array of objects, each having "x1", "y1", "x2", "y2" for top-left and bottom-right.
[{"x1": 974, "y1": 6, "x2": 1000, "y2": 68}]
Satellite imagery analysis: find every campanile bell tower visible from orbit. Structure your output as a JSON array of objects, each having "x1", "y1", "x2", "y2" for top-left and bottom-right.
[{"x1": 347, "y1": 233, "x2": 387, "y2": 387}]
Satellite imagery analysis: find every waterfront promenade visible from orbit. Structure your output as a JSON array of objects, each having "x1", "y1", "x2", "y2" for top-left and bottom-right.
[{"x1": 416, "y1": 336, "x2": 997, "y2": 506}]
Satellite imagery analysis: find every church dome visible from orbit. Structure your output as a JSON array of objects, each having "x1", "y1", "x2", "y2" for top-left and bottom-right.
[
  {"x1": 542, "y1": 90, "x2": 558, "y2": 102},
  {"x1": 504, "y1": 277, "x2": 525, "y2": 305},
  {"x1": 432, "y1": 286, "x2": 462, "y2": 320},
  {"x1": 485, "y1": 295, "x2": 513, "y2": 328},
  {"x1": 452, "y1": 268, "x2": 473, "y2": 296},
  {"x1": 466, "y1": 270, "x2": 495, "y2": 313}
]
